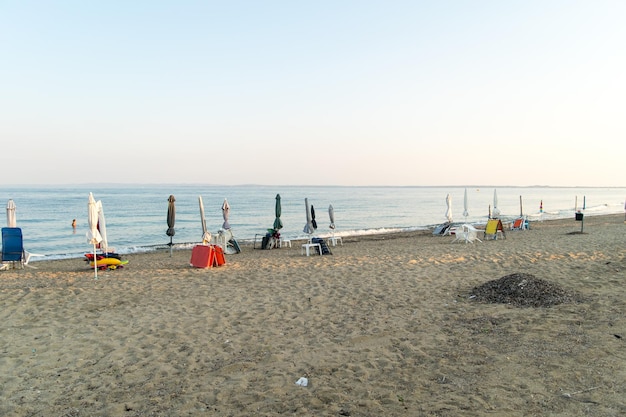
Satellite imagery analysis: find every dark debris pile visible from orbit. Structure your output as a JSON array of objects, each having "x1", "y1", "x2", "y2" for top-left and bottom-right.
[{"x1": 470, "y1": 273, "x2": 581, "y2": 308}]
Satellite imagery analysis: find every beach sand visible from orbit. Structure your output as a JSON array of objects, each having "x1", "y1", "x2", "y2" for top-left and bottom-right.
[{"x1": 1, "y1": 214, "x2": 624, "y2": 416}]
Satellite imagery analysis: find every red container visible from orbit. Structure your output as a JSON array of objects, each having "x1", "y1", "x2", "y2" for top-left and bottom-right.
[
  {"x1": 190, "y1": 245, "x2": 216, "y2": 268},
  {"x1": 213, "y1": 245, "x2": 226, "y2": 266}
]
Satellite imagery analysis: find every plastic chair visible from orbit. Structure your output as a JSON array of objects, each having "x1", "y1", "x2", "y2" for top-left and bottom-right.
[
  {"x1": 328, "y1": 236, "x2": 343, "y2": 246},
  {"x1": 484, "y1": 219, "x2": 506, "y2": 240},
  {"x1": 2, "y1": 227, "x2": 25, "y2": 269},
  {"x1": 510, "y1": 217, "x2": 529, "y2": 231},
  {"x1": 452, "y1": 224, "x2": 482, "y2": 243}
]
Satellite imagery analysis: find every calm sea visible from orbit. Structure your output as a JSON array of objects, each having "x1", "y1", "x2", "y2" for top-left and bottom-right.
[{"x1": 1, "y1": 185, "x2": 624, "y2": 260}]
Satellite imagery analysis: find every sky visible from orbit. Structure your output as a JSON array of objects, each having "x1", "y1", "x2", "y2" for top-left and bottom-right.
[{"x1": 1, "y1": 1, "x2": 625, "y2": 187}]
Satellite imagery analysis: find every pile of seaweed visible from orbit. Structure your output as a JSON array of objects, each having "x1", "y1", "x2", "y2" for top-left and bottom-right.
[{"x1": 470, "y1": 273, "x2": 581, "y2": 308}]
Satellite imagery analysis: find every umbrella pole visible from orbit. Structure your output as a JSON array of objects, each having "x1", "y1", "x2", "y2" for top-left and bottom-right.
[
  {"x1": 93, "y1": 243, "x2": 98, "y2": 279},
  {"x1": 170, "y1": 236, "x2": 173, "y2": 257}
]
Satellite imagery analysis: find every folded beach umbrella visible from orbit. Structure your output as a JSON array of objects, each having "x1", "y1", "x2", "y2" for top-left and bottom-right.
[
  {"x1": 492, "y1": 189, "x2": 500, "y2": 219},
  {"x1": 273, "y1": 194, "x2": 283, "y2": 231},
  {"x1": 329, "y1": 204, "x2": 335, "y2": 229},
  {"x1": 311, "y1": 204, "x2": 318, "y2": 229},
  {"x1": 222, "y1": 198, "x2": 231, "y2": 230},
  {"x1": 445, "y1": 194, "x2": 453, "y2": 223},
  {"x1": 519, "y1": 195, "x2": 524, "y2": 217},
  {"x1": 198, "y1": 196, "x2": 211, "y2": 244},
  {"x1": 87, "y1": 192, "x2": 102, "y2": 279},
  {"x1": 166, "y1": 195, "x2": 175, "y2": 256},
  {"x1": 463, "y1": 188, "x2": 469, "y2": 221},
  {"x1": 97, "y1": 200, "x2": 108, "y2": 254},
  {"x1": 303, "y1": 198, "x2": 316, "y2": 235},
  {"x1": 6, "y1": 199, "x2": 16, "y2": 228}
]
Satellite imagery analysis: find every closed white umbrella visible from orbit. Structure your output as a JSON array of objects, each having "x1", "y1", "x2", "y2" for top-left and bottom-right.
[
  {"x1": 221, "y1": 197, "x2": 241, "y2": 253},
  {"x1": 97, "y1": 200, "x2": 108, "y2": 253},
  {"x1": 199, "y1": 196, "x2": 211, "y2": 244},
  {"x1": 492, "y1": 189, "x2": 500, "y2": 219},
  {"x1": 328, "y1": 203, "x2": 343, "y2": 246},
  {"x1": 463, "y1": 188, "x2": 469, "y2": 222},
  {"x1": 222, "y1": 198, "x2": 231, "y2": 230},
  {"x1": 445, "y1": 194, "x2": 453, "y2": 223},
  {"x1": 6, "y1": 199, "x2": 16, "y2": 228},
  {"x1": 87, "y1": 193, "x2": 102, "y2": 279}
]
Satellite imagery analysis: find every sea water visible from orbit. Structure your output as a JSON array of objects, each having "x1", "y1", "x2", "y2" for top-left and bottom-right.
[{"x1": 1, "y1": 185, "x2": 624, "y2": 260}]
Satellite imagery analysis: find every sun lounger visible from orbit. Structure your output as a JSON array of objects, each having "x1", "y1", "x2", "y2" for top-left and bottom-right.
[
  {"x1": 484, "y1": 219, "x2": 506, "y2": 240},
  {"x1": 510, "y1": 217, "x2": 529, "y2": 231}
]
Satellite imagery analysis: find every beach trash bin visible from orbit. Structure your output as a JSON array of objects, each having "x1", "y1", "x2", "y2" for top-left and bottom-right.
[{"x1": 575, "y1": 212, "x2": 584, "y2": 221}]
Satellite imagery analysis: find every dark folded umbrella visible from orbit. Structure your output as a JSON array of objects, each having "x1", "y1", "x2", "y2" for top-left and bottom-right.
[
  {"x1": 166, "y1": 195, "x2": 176, "y2": 237},
  {"x1": 273, "y1": 194, "x2": 283, "y2": 230},
  {"x1": 166, "y1": 195, "x2": 175, "y2": 256},
  {"x1": 311, "y1": 205, "x2": 317, "y2": 229}
]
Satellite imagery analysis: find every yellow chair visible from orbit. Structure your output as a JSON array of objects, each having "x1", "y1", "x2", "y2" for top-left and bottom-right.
[{"x1": 484, "y1": 219, "x2": 506, "y2": 240}]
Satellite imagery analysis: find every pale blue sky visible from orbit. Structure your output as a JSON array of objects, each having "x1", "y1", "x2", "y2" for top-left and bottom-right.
[{"x1": 1, "y1": 1, "x2": 624, "y2": 186}]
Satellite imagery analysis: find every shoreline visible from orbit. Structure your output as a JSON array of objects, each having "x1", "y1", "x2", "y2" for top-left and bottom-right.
[
  {"x1": 1, "y1": 213, "x2": 624, "y2": 416},
  {"x1": 29, "y1": 211, "x2": 625, "y2": 263},
  {"x1": 14, "y1": 213, "x2": 625, "y2": 271}
]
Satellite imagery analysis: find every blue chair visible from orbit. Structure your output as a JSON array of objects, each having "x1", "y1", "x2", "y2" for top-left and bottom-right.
[{"x1": 2, "y1": 227, "x2": 25, "y2": 269}]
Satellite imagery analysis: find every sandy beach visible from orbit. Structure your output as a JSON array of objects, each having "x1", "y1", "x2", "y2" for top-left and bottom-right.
[{"x1": 1, "y1": 214, "x2": 624, "y2": 416}]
